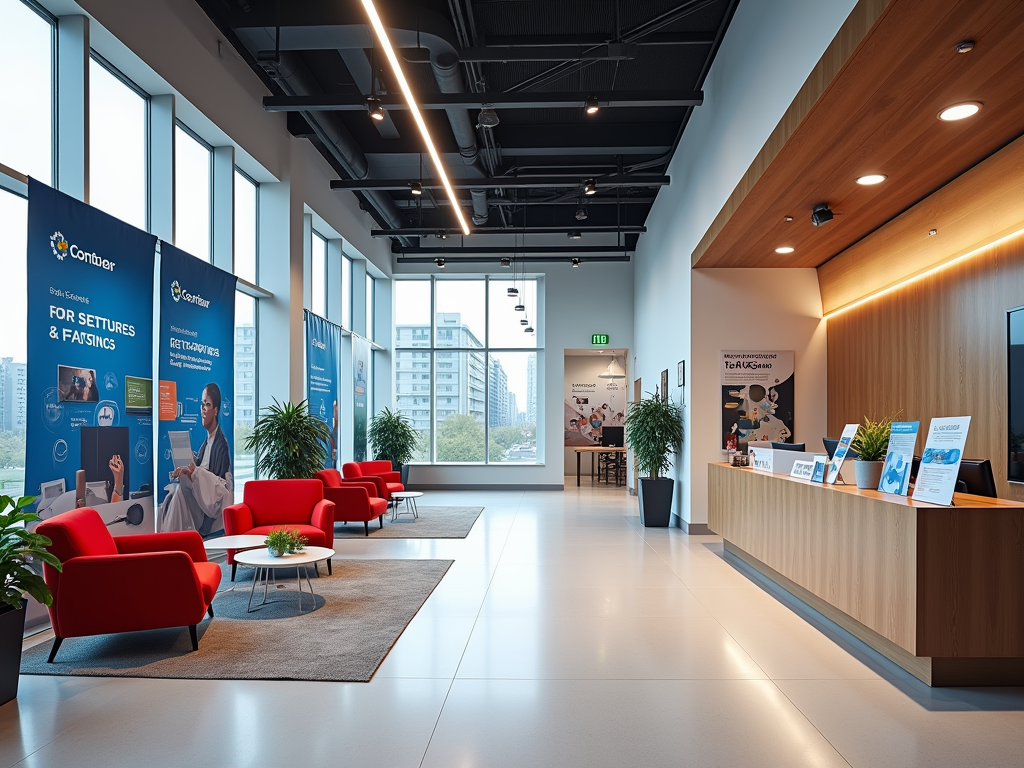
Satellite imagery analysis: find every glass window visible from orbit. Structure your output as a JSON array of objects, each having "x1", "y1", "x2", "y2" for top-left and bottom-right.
[
  {"x1": 234, "y1": 293, "x2": 257, "y2": 487},
  {"x1": 489, "y1": 279, "x2": 538, "y2": 348},
  {"x1": 233, "y1": 170, "x2": 257, "y2": 283},
  {"x1": 174, "y1": 124, "x2": 212, "y2": 261},
  {"x1": 395, "y1": 281, "x2": 431, "y2": 349},
  {"x1": 435, "y1": 280, "x2": 484, "y2": 347},
  {"x1": 341, "y1": 255, "x2": 352, "y2": 329},
  {"x1": 487, "y1": 351, "x2": 537, "y2": 463},
  {"x1": 394, "y1": 350, "x2": 430, "y2": 461},
  {"x1": 435, "y1": 351, "x2": 486, "y2": 462},
  {"x1": 365, "y1": 275, "x2": 375, "y2": 341},
  {"x1": 311, "y1": 231, "x2": 326, "y2": 317},
  {"x1": 89, "y1": 57, "x2": 147, "y2": 230},
  {"x1": 0, "y1": 0, "x2": 52, "y2": 182},
  {"x1": 0, "y1": 188, "x2": 28, "y2": 496}
]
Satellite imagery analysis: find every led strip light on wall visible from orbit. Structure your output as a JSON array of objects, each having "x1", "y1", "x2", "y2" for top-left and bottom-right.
[
  {"x1": 361, "y1": 0, "x2": 471, "y2": 236},
  {"x1": 824, "y1": 226, "x2": 1024, "y2": 320}
]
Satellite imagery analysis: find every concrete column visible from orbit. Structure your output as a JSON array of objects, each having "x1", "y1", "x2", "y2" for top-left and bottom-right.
[{"x1": 149, "y1": 94, "x2": 175, "y2": 242}]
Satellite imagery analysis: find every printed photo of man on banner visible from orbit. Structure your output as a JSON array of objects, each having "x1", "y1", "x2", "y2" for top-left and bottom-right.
[{"x1": 156, "y1": 242, "x2": 237, "y2": 536}]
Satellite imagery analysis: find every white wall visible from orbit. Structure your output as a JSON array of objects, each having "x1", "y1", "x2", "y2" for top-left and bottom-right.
[
  {"x1": 395, "y1": 260, "x2": 634, "y2": 488},
  {"x1": 689, "y1": 269, "x2": 827, "y2": 526},
  {"x1": 633, "y1": 0, "x2": 857, "y2": 527}
]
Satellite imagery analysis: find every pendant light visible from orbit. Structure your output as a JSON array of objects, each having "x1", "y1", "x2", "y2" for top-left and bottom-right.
[{"x1": 598, "y1": 355, "x2": 626, "y2": 379}]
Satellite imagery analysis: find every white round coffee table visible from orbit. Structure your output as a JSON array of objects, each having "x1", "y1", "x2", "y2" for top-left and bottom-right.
[
  {"x1": 233, "y1": 546, "x2": 335, "y2": 613},
  {"x1": 202, "y1": 534, "x2": 267, "y2": 553},
  {"x1": 390, "y1": 491, "x2": 423, "y2": 521}
]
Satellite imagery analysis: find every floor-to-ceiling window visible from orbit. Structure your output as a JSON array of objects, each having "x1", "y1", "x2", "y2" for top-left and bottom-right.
[
  {"x1": 394, "y1": 277, "x2": 541, "y2": 464},
  {"x1": 88, "y1": 56, "x2": 148, "y2": 229},
  {"x1": 233, "y1": 169, "x2": 259, "y2": 486},
  {"x1": 310, "y1": 229, "x2": 327, "y2": 317},
  {"x1": 341, "y1": 254, "x2": 352, "y2": 329},
  {"x1": 174, "y1": 123, "x2": 212, "y2": 261}
]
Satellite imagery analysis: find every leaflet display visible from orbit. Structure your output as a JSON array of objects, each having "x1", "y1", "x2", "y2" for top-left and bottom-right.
[
  {"x1": 826, "y1": 424, "x2": 859, "y2": 485},
  {"x1": 878, "y1": 421, "x2": 920, "y2": 495},
  {"x1": 912, "y1": 417, "x2": 971, "y2": 506}
]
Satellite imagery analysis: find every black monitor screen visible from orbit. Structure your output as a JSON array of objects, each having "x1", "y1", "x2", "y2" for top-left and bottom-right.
[
  {"x1": 601, "y1": 427, "x2": 624, "y2": 447},
  {"x1": 1008, "y1": 307, "x2": 1024, "y2": 482},
  {"x1": 958, "y1": 459, "x2": 998, "y2": 498}
]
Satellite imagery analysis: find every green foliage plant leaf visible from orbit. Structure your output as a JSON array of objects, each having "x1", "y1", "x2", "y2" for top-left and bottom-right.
[
  {"x1": 850, "y1": 411, "x2": 901, "y2": 462},
  {"x1": 245, "y1": 399, "x2": 332, "y2": 479},
  {"x1": 625, "y1": 392, "x2": 684, "y2": 480},
  {"x1": 0, "y1": 494, "x2": 62, "y2": 611},
  {"x1": 368, "y1": 407, "x2": 419, "y2": 466}
]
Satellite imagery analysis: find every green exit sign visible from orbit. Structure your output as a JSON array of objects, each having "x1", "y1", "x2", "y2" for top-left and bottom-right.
[{"x1": 591, "y1": 334, "x2": 609, "y2": 345}]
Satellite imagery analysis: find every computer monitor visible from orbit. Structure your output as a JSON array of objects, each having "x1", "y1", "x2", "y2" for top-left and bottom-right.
[
  {"x1": 601, "y1": 426, "x2": 624, "y2": 448},
  {"x1": 80, "y1": 426, "x2": 130, "y2": 501},
  {"x1": 956, "y1": 459, "x2": 998, "y2": 498},
  {"x1": 823, "y1": 438, "x2": 858, "y2": 461},
  {"x1": 771, "y1": 441, "x2": 805, "y2": 452}
]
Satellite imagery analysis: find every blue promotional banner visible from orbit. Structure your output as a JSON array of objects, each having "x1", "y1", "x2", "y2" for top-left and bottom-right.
[
  {"x1": 353, "y1": 335, "x2": 370, "y2": 462},
  {"x1": 156, "y1": 242, "x2": 237, "y2": 535},
  {"x1": 25, "y1": 179, "x2": 158, "y2": 535},
  {"x1": 305, "y1": 311, "x2": 341, "y2": 469}
]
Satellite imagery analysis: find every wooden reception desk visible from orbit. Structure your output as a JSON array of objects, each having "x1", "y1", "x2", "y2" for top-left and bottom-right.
[{"x1": 708, "y1": 463, "x2": 1024, "y2": 686}]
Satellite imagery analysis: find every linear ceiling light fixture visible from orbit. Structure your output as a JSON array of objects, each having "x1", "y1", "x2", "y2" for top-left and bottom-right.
[
  {"x1": 361, "y1": 0, "x2": 471, "y2": 235},
  {"x1": 824, "y1": 226, "x2": 1024, "y2": 320}
]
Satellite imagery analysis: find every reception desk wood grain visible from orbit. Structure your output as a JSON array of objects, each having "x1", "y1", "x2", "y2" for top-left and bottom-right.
[{"x1": 708, "y1": 463, "x2": 1024, "y2": 686}]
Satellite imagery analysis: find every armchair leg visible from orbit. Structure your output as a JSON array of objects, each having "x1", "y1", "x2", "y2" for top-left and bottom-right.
[
  {"x1": 231, "y1": 563, "x2": 237, "y2": 582},
  {"x1": 327, "y1": 558, "x2": 332, "y2": 576},
  {"x1": 379, "y1": 516, "x2": 384, "y2": 529},
  {"x1": 364, "y1": 521, "x2": 369, "y2": 536},
  {"x1": 207, "y1": 604, "x2": 214, "y2": 618},
  {"x1": 46, "y1": 636, "x2": 64, "y2": 663},
  {"x1": 188, "y1": 624, "x2": 199, "y2": 651}
]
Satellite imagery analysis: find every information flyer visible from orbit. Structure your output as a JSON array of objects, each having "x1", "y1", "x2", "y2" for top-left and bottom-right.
[
  {"x1": 826, "y1": 423, "x2": 859, "y2": 485},
  {"x1": 305, "y1": 311, "x2": 341, "y2": 469},
  {"x1": 878, "y1": 421, "x2": 920, "y2": 495},
  {"x1": 912, "y1": 416, "x2": 971, "y2": 506},
  {"x1": 721, "y1": 350, "x2": 795, "y2": 450}
]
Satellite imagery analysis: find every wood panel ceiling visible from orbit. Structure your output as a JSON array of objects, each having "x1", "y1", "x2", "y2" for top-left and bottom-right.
[{"x1": 691, "y1": 0, "x2": 1024, "y2": 269}]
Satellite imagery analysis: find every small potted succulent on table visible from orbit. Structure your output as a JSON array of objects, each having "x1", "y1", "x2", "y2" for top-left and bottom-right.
[{"x1": 264, "y1": 529, "x2": 308, "y2": 558}]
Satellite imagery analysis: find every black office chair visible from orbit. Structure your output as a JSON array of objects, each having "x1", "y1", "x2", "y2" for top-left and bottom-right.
[{"x1": 771, "y1": 442, "x2": 805, "y2": 452}]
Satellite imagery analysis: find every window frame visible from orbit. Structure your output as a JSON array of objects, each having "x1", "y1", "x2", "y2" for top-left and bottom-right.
[
  {"x1": 233, "y1": 166, "x2": 259, "y2": 284},
  {"x1": 173, "y1": 120, "x2": 214, "y2": 261},
  {"x1": 310, "y1": 228, "x2": 328, "y2": 317}
]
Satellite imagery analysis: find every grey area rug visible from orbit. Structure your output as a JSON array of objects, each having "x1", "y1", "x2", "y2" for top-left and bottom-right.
[
  {"x1": 335, "y1": 506, "x2": 484, "y2": 539},
  {"x1": 21, "y1": 558, "x2": 452, "y2": 682}
]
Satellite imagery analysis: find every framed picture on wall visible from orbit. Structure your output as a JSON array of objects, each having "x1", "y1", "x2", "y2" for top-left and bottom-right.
[
  {"x1": 660, "y1": 369, "x2": 669, "y2": 403},
  {"x1": 677, "y1": 360, "x2": 685, "y2": 387}
]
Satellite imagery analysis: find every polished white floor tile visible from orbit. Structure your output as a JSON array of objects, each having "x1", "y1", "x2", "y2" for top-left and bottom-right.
[{"x1": 478, "y1": 584, "x2": 711, "y2": 618}]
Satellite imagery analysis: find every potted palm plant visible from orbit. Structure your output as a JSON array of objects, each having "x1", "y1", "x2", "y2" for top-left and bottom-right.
[
  {"x1": 245, "y1": 399, "x2": 333, "y2": 479},
  {"x1": 368, "y1": 406, "x2": 419, "y2": 485},
  {"x1": 850, "y1": 414, "x2": 894, "y2": 489},
  {"x1": 625, "y1": 390, "x2": 684, "y2": 527},
  {"x1": 1, "y1": 494, "x2": 62, "y2": 705}
]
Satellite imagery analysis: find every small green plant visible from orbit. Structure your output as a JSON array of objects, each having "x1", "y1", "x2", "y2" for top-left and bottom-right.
[
  {"x1": 245, "y1": 399, "x2": 332, "y2": 479},
  {"x1": 1, "y1": 495, "x2": 62, "y2": 611},
  {"x1": 264, "y1": 528, "x2": 307, "y2": 555},
  {"x1": 625, "y1": 391, "x2": 684, "y2": 479},
  {"x1": 851, "y1": 413, "x2": 898, "y2": 462},
  {"x1": 368, "y1": 407, "x2": 419, "y2": 467}
]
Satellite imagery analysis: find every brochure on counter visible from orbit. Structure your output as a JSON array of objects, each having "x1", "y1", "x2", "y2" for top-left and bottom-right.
[
  {"x1": 878, "y1": 421, "x2": 920, "y2": 496},
  {"x1": 911, "y1": 416, "x2": 971, "y2": 506},
  {"x1": 826, "y1": 423, "x2": 859, "y2": 484}
]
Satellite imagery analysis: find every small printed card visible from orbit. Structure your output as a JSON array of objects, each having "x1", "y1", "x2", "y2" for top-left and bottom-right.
[{"x1": 790, "y1": 460, "x2": 815, "y2": 480}]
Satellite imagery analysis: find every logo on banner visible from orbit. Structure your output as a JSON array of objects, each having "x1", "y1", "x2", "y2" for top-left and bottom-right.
[
  {"x1": 50, "y1": 231, "x2": 69, "y2": 260},
  {"x1": 50, "y1": 230, "x2": 115, "y2": 271},
  {"x1": 170, "y1": 280, "x2": 210, "y2": 309}
]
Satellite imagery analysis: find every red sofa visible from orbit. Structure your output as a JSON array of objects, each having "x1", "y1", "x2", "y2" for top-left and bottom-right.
[
  {"x1": 37, "y1": 507, "x2": 221, "y2": 663},
  {"x1": 341, "y1": 460, "x2": 405, "y2": 502},
  {"x1": 315, "y1": 469, "x2": 387, "y2": 536},
  {"x1": 223, "y1": 479, "x2": 335, "y2": 581}
]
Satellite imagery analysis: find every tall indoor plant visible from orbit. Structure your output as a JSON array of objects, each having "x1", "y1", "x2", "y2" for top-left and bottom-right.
[
  {"x1": 368, "y1": 406, "x2": 418, "y2": 485},
  {"x1": 1, "y1": 494, "x2": 61, "y2": 705},
  {"x1": 850, "y1": 414, "x2": 894, "y2": 489},
  {"x1": 625, "y1": 391, "x2": 684, "y2": 527},
  {"x1": 245, "y1": 398, "x2": 333, "y2": 479}
]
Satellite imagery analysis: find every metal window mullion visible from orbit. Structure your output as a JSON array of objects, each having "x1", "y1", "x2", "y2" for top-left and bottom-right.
[
  {"x1": 430, "y1": 275, "x2": 436, "y2": 463},
  {"x1": 483, "y1": 276, "x2": 490, "y2": 463}
]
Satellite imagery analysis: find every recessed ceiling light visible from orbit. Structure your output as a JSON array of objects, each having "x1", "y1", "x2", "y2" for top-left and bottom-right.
[
  {"x1": 938, "y1": 102, "x2": 981, "y2": 121},
  {"x1": 774, "y1": 246, "x2": 795, "y2": 254},
  {"x1": 856, "y1": 174, "x2": 887, "y2": 185}
]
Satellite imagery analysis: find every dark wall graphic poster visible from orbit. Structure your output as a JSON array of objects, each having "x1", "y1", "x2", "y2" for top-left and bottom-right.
[
  {"x1": 305, "y1": 311, "x2": 341, "y2": 469},
  {"x1": 156, "y1": 242, "x2": 237, "y2": 536},
  {"x1": 25, "y1": 179, "x2": 158, "y2": 535},
  {"x1": 721, "y1": 350, "x2": 795, "y2": 450},
  {"x1": 352, "y1": 335, "x2": 370, "y2": 462}
]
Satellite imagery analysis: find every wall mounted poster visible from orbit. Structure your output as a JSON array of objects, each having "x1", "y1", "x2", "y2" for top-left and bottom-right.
[
  {"x1": 912, "y1": 416, "x2": 971, "y2": 506},
  {"x1": 156, "y1": 242, "x2": 237, "y2": 536},
  {"x1": 564, "y1": 369, "x2": 626, "y2": 446},
  {"x1": 721, "y1": 351, "x2": 795, "y2": 450},
  {"x1": 826, "y1": 423, "x2": 859, "y2": 485},
  {"x1": 305, "y1": 311, "x2": 341, "y2": 469},
  {"x1": 24, "y1": 179, "x2": 158, "y2": 535},
  {"x1": 878, "y1": 421, "x2": 920, "y2": 495},
  {"x1": 353, "y1": 334, "x2": 370, "y2": 461}
]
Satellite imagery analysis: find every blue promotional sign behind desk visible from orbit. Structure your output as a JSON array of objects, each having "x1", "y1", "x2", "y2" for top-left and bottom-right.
[
  {"x1": 24, "y1": 179, "x2": 158, "y2": 534},
  {"x1": 305, "y1": 311, "x2": 341, "y2": 469},
  {"x1": 156, "y1": 242, "x2": 237, "y2": 536}
]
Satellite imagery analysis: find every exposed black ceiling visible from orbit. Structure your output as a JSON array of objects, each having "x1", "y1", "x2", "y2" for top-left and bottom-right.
[{"x1": 196, "y1": 0, "x2": 740, "y2": 258}]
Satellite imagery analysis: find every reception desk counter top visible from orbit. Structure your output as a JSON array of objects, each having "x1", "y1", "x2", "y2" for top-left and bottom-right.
[{"x1": 708, "y1": 463, "x2": 1024, "y2": 686}]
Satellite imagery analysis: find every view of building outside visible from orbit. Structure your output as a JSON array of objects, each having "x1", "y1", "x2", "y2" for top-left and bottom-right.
[
  {"x1": 0, "y1": 190, "x2": 28, "y2": 495},
  {"x1": 234, "y1": 295, "x2": 257, "y2": 486}
]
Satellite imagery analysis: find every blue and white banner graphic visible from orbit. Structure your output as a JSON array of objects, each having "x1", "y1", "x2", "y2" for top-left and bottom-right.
[
  {"x1": 353, "y1": 335, "x2": 370, "y2": 462},
  {"x1": 25, "y1": 179, "x2": 158, "y2": 535},
  {"x1": 156, "y1": 242, "x2": 237, "y2": 535},
  {"x1": 305, "y1": 311, "x2": 341, "y2": 470}
]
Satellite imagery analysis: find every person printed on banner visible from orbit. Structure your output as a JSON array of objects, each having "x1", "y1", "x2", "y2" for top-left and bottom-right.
[
  {"x1": 109, "y1": 454, "x2": 124, "y2": 502},
  {"x1": 159, "y1": 383, "x2": 233, "y2": 536}
]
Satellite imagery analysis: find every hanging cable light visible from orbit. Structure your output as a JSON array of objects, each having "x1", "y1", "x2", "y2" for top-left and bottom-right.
[{"x1": 598, "y1": 356, "x2": 626, "y2": 379}]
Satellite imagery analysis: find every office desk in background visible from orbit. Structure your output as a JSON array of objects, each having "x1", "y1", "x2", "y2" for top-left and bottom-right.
[{"x1": 573, "y1": 446, "x2": 627, "y2": 487}]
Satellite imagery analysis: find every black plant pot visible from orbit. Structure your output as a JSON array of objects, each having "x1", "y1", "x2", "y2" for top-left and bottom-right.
[
  {"x1": 400, "y1": 464, "x2": 411, "y2": 487},
  {"x1": 638, "y1": 477, "x2": 674, "y2": 527},
  {"x1": 0, "y1": 600, "x2": 27, "y2": 706}
]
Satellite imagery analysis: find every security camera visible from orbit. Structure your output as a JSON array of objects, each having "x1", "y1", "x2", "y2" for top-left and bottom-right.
[{"x1": 811, "y1": 203, "x2": 834, "y2": 227}]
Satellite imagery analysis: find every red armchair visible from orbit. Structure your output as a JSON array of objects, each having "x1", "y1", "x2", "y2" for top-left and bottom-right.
[
  {"x1": 223, "y1": 479, "x2": 335, "y2": 581},
  {"x1": 37, "y1": 507, "x2": 221, "y2": 663},
  {"x1": 342, "y1": 460, "x2": 405, "y2": 502},
  {"x1": 315, "y1": 469, "x2": 387, "y2": 536}
]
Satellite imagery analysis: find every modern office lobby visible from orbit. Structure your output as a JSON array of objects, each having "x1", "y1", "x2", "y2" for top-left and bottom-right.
[{"x1": 4, "y1": 0, "x2": 1024, "y2": 765}]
